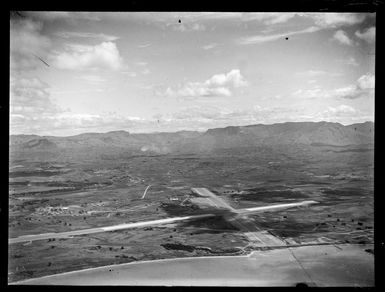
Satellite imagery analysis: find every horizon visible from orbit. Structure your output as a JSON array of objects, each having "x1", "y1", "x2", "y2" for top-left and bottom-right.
[
  {"x1": 10, "y1": 120, "x2": 374, "y2": 138},
  {"x1": 10, "y1": 12, "x2": 375, "y2": 136}
]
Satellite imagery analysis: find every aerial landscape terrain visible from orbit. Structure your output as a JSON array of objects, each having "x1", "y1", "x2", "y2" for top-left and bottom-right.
[
  {"x1": 8, "y1": 121, "x2": 374, "y2": 285},
  {"x1": 9, "y1": 10, "x2": 376, "y2": 286}
]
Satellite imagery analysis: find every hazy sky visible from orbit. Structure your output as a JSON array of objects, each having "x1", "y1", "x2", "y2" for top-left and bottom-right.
[{"x1": 10, "y1": 12, "x2": 375, "y2": 136}]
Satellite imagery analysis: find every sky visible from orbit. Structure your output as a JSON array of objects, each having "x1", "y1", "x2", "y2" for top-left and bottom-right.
[{"x1": 10, "y1": 12, "x2": 375, "y2": 136}]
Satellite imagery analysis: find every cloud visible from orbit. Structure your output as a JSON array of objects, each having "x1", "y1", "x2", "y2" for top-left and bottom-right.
[
  {"x1": 10, "y1": 17, "x2": 51, "y2": 71},
  {"x1": 236, "y1": 13, "x2": 370, "y2": 46},
  {"x1": 162, "y1": 69, "x2": 247, "y2": 98},
  {"x1": 55, "y1": 31, "x2": 120, "y2": 41},
  {"x1": 202, "y1": 43, "x2": 218, "y2": 50},
  {"x1": 48, "y1": 88, "x2": 105, "y2": 95},
  {"x1": 305, "y1": 104, "x2": 374, "y2": 125},
  {"x1": 159, "y1": 105, "x2": 308, "y2": 130},
  {"x1": 357, "y1": 73, "x2": 375, "y2": 90},
  {"x1": 78, "y1": 75, "x2": 106, "y2": 83},
  {"x1": 135, "y1": 61, "x2": 148, "y2": 66},
  {"x1": 292, "y1": 88, "x2": 324, "y2": 99},
  {"x1": 26, "y1": 11, "x2": 101, "y2": 22},
  {"x1": 298, "y1": 70, "x2": 328, "y2": 77},
  {"x1": 10, "y1": 111, "x2": 148, "y2": 136},
  {"x1": 337, "y1": 57, "x2": 359, "y2": 67},
  {"x1": 137, "y1": 12, "x2": 297, "y2": 25},
  {"x1": 355, "y1": 26, "x2": 375, "y2": 44},
  {"x1": 325, "y1": 104, "x2": 356, "y2": 115},
  {"x1": 52, "y1": 42, "x2": 123, "y2": 70},
  {"x1": 335, "y1": 74, "x2": 374, "y2": 99},
  {"x1": 346, "y1": 57, "x2": 359, "y2": 66},
  {"x1": 305, "y1": 13, "x2": 367, "y2": 28},
  {"x1": 138, "y1": 43, "x2": 152, "y2": 48},
  {"x1": 237, "y1": 26, "x2": 320, "y2": 45},
  {"x1": 332, "y1": 30, "x2": 353, "y2": 46},
  {"x1": 312, "y1": 104, "x2": 372, "y2": 124},
  {"x1": 10, "y1": 76, "x2": 66, "y2": 134},
  {"x1": 170, "y1": 105, "x2": 230, "y2": 121},
  {"x1": 292, "y1": 73, "x2": 374, "y2": 100},
  {"x1": 240, "y1": 13, "x2": 297, "y2": 25},
  {"x1": 171, "y1": 22, "x2": 206, "y2": 32},
  {"x1": 122, "y1": 71, "x2": 137, "y2": 77}
]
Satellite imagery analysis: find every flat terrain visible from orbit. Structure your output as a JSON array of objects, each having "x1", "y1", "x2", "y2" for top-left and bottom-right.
[
  {"x1": 13, "y1": 244, "x2": 374, "y2": 286},
  {"x1": 8, "y1": 143, "x2": 374, "y2": 284}
]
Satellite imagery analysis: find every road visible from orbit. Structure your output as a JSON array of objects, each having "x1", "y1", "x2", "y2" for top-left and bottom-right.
[{"x1": 9, "y1": 214, "x2": 215, "y2": 244}]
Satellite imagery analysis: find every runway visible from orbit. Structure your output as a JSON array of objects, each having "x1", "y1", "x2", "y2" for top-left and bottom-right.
[
  {"x1": 8, "y1": 213, "x2": 215, "y2": 244},
  {"x1": 191, "y1": 187, "x2": 236, "y2": 211}
]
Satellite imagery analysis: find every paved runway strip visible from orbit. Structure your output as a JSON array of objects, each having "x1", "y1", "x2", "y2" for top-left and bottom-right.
[{"x1": 9, "y1": 214, "x2": 215, "y2": 244}]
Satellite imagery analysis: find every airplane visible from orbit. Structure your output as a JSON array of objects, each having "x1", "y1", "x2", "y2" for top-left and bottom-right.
[{"x1": 8, "y1": 187, "x2": 318, "y2": 245}]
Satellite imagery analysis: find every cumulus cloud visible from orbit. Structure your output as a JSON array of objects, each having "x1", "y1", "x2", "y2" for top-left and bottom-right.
[
  {"x1": 357, "y1": 74, "x2": 375, "y2": 90},
  {"x1": 332, "y1": 30, "x2": 353, "y2": 46},
  {"x1": 237, "y1": 26, "x2": 320, "y2": 45},
  {"x1": 55, "y1": 31, "x2": 120, "y2": 41},
  {"x1": 162, "y1": 69, "x2": 247, "y2": 98},
  {"x1": 10, "y1": 17, "x2": 51, "y2": 71},
  {"x1": 52, "y1": 42, "x2": 123, "y2": 70},
  {"x1": 292, "y1": 73, "x2": 374, "y2": 100},
  {"x1": 206, "y1": 69, "x2": 247, "y2": 87},
  {"x1": 334, "y1": 74, "x2": 374, "y2": 99},
  {"x1": 355, "y1": 27, "x2": 375, "y2": 44}
]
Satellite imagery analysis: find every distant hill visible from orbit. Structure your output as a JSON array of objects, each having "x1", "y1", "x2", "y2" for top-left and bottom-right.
[{"x1": 10, "y1": 122, "x2": 374, "y2": 156}]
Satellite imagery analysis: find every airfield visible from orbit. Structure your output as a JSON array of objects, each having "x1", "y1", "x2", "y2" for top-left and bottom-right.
[{"x1": 8, "y1": 143, "x2": 374, "y2": 285}]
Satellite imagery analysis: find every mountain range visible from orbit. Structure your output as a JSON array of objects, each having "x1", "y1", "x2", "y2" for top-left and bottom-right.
[{"x1": 10, "y1": 121, "x2": 374, "y2": 155}]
